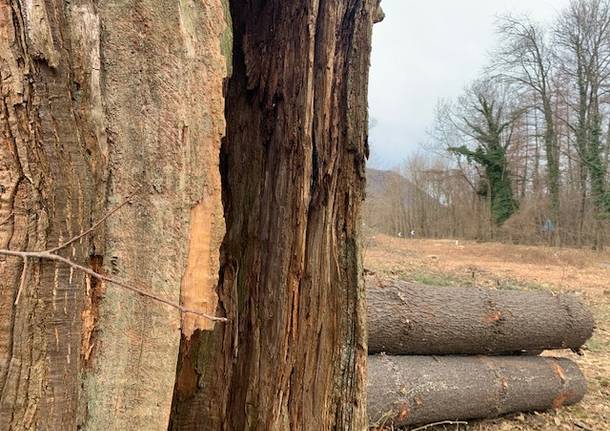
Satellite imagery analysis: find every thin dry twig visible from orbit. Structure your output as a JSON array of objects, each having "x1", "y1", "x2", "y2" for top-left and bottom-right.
[
  {"x1": 1, "y1": 249, "x2": 226, "y2": 321},
  {"x1": 574, "y1": 420, "x2": 595, "y2": 431},
  {"x1": 0, "y1": 211, "x2": 14, "y2": 227},
  {"x1": 0, "y1": 190, "x2": 227, "y2": 323},
  {"x1": 410, "y1": 421, "x2": 468, "y2": 431},
  {"x1": 14, "y1": 256, "x2": 28, "y2": 305},
  {"x1": 47, "y1": 187, "x2": 142, "y2": 254}
]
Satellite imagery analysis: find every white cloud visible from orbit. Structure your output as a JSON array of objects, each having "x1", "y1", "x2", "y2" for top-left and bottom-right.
[{"x1": 368, "y1": 0, "x2": 571, "y2": 168}]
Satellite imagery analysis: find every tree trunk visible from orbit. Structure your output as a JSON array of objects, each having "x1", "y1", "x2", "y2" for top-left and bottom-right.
[
  {"x1": 543, "y1": 98, "x2": 561, "y2": 246},
  {"x1": 367, "y1": 276, "x2": 594, "y2": 355},
  {"x1": 1, "y1": 0, "x2": 376, "y2": 429},
  {"x1": 368, "y1": 355, "x2": 586, "y2": 428},
  {"x1": 169, "y1": 1, "x2": 377, "y2": 430},
  {"x1": 1, "y1": 1, "x2": 229, "y2": 430}
]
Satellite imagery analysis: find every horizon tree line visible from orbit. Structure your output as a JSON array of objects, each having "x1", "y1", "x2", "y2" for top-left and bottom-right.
[{"x1": 367, "y1": 0, "x2": 610, "y2": 249}]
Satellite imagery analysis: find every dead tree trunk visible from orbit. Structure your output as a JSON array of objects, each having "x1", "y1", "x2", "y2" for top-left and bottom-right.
[
  {"x1": 368, "y1": 355, "x2": 586, "y2": 428},
  {"x1": 0, "y1": 1, "x2": 229, "y2": 430},
  {"x1": 1, "y1": 0, "x2": 376, "y2": 429},
  {"x1": 169, "y1": 1, "x2": 378, "y2": 430},
  {"x1": 367, "y1": 275, "x2": 594, "y2": 355}
]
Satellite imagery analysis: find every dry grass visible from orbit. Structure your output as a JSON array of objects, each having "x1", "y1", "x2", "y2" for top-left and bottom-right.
[{"x1": 365, "y1": 234, "x2": 610, "y2": 431}]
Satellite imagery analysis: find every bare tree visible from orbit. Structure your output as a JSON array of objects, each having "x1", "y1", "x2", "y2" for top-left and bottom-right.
[
  {"x1": 493, "y1": 15, "x2": 562, "y2": 243},
  {"x1": 555, "y1": 0, "x2": 610, "y2": 248},
  {"x1": 435, "y1": 80, "x2": 522, "y2": 226},
  {"x1": 364, "y1": 2, "x2": 610, "y2": 248}
]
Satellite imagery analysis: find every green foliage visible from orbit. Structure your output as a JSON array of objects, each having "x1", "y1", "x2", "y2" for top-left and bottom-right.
[
  {"x1": 586, "y1": 121, "x2": 610, "y2": 218},
  {"x1": 449, "y1": 144, "x2": 517, "y2": 225},
  {"x1": 445, "y1": 86, "x2": 519, "y2": 227},
  {"x1": 412, "y1": 272, "x2": 458, "y2": 287}
]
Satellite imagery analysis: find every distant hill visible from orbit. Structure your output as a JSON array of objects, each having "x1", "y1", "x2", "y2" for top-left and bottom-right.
[
  {"x1": 364, "y1": 168, "x2": 416, "y2": 236},
  {"x1": 366, "y1": 168, "x2": 414, "y2": 199},
  {"x1": 364, "y1": 168, "x2": 444, "y2": 237}
]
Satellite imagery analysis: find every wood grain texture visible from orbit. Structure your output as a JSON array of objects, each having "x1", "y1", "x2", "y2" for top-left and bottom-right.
[
  {"x1": 82, "y1": 0, "x2": 228, "y2": 430},
  {"x1": 170, "y1": 1, "x2": 378, "y2": 430},
  {"x1": 0, "y1": 0, "x2": 229, "y2": 429}
]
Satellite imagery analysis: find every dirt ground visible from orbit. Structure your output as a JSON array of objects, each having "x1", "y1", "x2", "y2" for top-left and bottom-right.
[{"x1": 365, "y1": 234, "x2": 610, "y2": 431}]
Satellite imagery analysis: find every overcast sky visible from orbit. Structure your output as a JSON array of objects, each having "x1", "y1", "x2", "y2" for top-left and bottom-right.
[{"x1": 368, "y1": 0, "x2": 571, "y2": 169}]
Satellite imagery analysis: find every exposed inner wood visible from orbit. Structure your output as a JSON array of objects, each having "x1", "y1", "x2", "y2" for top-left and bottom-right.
[
  {"x1": 169, "y1": 1, "x2": 378, "y2": 430},
  {"x1": 181, "y1": 201, "x2": 221, "y2": 336}
]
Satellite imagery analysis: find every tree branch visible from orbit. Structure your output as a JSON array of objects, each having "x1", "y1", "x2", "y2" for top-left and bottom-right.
[
  {"x1": 410, "y1": 420, "x2": 469, "y2": 431},
  {"x1": 47, "y1": 187, "x2": 142, "y2": 254},
  {"x1": 0, "y1": 248, "x2": 226, "y2": 322},
  {"x1": 0, "y1": 189, "x2": 227, "y2": 323}
]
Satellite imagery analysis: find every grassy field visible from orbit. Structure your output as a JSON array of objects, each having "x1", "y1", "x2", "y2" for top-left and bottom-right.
[{"x1": 365, "y1": 235, "x2": 610, "y2": 431}]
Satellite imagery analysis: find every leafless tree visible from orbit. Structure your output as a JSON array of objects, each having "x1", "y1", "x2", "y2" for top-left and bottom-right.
[
  {"x1": 555, "y1": 0, "x2": 610, "y2": 248},
  {"x1": 492, "y1": 14, "x2": 562, "y2": 243}
]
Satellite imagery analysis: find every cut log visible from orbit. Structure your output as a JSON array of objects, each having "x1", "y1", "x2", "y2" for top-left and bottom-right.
[
  {"x1": 367, "y1": 275, "x2": 594, "y2": 355},
  {"x1": 368, "y1": 355, "x2": 587, "y2": 427}
]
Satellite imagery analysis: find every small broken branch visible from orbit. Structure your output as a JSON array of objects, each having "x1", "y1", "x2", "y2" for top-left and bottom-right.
[
  {"x1": 0, "y1": 211, "x2": 14, "y2": 226},
  {"x1": 410, "y1": 421, "x2": 468, "y2": 431},
  {"x1": 14, "y1": 256, "x2": 28, "y2": 305},
  {"x1": 0, "y1": 190, "x2": 227, "y2": 323},
  {"x1": 574, "y1": 420, "x2": 595, "y2": 431},
  {"x1": 47, "y1": 187, "x2": 142, "y2": 254},
  {"x1": 1, "y1": 249, "x2": 226, "y2": 322}
]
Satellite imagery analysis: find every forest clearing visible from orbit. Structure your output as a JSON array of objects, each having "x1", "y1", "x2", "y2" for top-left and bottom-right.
[
  {"x1": 2, "y1": 0, "x2": 610, "y2": 428},
  {"x1": 365, "y1": 235, "x2": 610, "y2": 431}
]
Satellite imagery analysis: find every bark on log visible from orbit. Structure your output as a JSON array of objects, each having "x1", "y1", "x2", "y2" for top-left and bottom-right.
[
  {"x1": 368, "y1": 355, "x2": 587, "y2": 427},
  {"x1": 367, "y1": 275, "x2": 594, "y2": 355}
]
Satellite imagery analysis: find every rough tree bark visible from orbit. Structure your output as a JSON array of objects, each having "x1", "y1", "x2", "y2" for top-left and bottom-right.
[
  {"x1": 0, "y1": 1, "x2": 229, "y2": 430},
  {"x1": 170, "y1": 1, "x2": 378, "y2": 430},
  {"x1": 368, "y1": 355, "x2": 587, "y2": 428},
  {"x1": 367, "y1": 275, "x2": 594, "y2": 355}
]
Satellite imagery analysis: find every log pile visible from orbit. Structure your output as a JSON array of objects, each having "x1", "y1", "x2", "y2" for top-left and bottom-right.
[
  {"x1": 366, "y1": 275, "x2": 594, "y2": 428},
  {"x1": 367, "y1": 275, "x2": 594, "y2": 355}
]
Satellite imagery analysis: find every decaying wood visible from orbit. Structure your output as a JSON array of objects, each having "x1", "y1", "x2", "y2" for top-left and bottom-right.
[
  {"x1": 368, "y1": 355, "x2": 587, "y2": 427},
  {"x1": 367, "y1": 275, "x2": 595, "y2": 355},
  {"x1": 169, "y1": 1, "x2": 378, "y2": 430}
]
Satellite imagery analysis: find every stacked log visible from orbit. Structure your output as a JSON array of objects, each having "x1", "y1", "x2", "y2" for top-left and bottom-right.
[
  {"x1": 367, "y1": 275, "x2": 595, "y2": 355},
  {"x1": 368, "y1": 355, "x2": 587, "y2": 427},
  {"x1": 366, "y1": 275, "x2": 594, "y2": 427}
]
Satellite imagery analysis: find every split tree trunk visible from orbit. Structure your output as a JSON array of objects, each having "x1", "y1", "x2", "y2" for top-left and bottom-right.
[
  {"x1": 0, "y1": 1, "x2": 229, "y2": 430},
  {"x1": 368, "y1": 355, "x2": 587, "y2": 428},
  {"x1": 367, "y1": 275, "x2": 594, "y2": 355},
  {"x1": 170, "y1": 1, "x2": 378, "y2": 430},
  {"x1": 1, "y1": 0, "x2": 377, "y2": 429}
]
